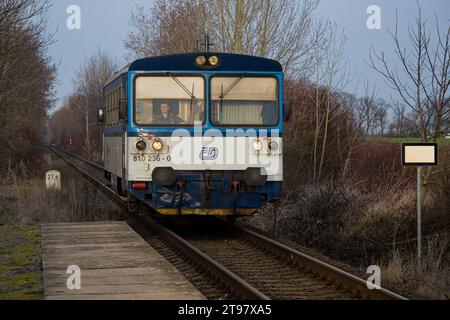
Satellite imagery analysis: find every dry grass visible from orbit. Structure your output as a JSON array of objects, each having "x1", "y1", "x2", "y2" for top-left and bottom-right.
[
  {"x1": 0, "y1": 155, "x2": 125, "y2": 300},
  {"x1": 382, "y1": 236, "x2": 450, "y2": 299},
  {"x1": 0, "y1": 165, "x2": 123, "y2": 225},
  {"x1": 245, "y1": 144, "x2": 450, "y2": 299},
  {"x1": 242, "y1": 184, "x2": 450, "y2": 299}
]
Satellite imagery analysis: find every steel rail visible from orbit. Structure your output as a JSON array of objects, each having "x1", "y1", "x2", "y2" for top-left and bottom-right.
[
  {"x1": 137, "y1": 214, "x2": 270, "y2": 300},
  {"x1": 237, "y1": 226, "x2": 408, "y2": 300},
  {"x1": 52, "y1": 146, "x2": 103, "y2": 170},
  {"x1": 47, "y1": 145, "x2": 408, "y2": 300},
  {"x1": 47, "y1": 144, "x2": 269, "y2": 300},
  {"x1": 47, "y1": 145, "x2": 127, "y2": 211}
]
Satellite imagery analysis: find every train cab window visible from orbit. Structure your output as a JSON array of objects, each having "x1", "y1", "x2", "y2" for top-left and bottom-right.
[
  {"x1": 135, "y1": 76, "x2": 204, "y2": 126},
  {"x1": 211, "y1": 77, "x2": 278, "y2": 126}
]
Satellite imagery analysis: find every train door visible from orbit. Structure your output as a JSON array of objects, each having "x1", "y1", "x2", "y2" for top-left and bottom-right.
[{"x1": 119, "y1": 85, "x2": 128, "y2": 196}]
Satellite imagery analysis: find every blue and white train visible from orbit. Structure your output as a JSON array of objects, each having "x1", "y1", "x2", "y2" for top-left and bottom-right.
[{"x1": 99, "y1": 52, "x2": 289, "y2": 217}]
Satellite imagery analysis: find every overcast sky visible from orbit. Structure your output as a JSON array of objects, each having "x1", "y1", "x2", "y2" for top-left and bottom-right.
[{"x1": 47, "y1": 0, "x2": 450, "y2": 109}]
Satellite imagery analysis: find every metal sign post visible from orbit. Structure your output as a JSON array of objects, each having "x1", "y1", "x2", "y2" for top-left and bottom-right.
[
  {"x1": 416, "y1": 166, "x2": 421, "y2": 259},
  {"x1": 401, "y1": 143, "x2": 438, "y2": 261}
]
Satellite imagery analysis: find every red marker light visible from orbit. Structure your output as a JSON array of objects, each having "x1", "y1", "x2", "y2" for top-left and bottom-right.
[
  {"x1": 131, "y1": 182, "x2": 147, "y2": 190},
  {"x1": 136, "y1": 140, "x2": 147, "y2": 151}
]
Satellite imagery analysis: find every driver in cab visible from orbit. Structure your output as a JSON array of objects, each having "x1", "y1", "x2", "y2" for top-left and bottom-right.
[{"x1": 154, "y1": 101, "x2": 184, "y2": 125}]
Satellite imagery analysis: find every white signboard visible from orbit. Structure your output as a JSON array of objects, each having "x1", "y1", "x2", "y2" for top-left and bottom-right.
[
  {"x1": 400, "y1": 142, "x2": 438, "y2": 260},
  {"x1": 46, "y1": 170, "x2": 61, "y2": 191},
  {"x1": 401, "y1": 143, "x2": 438, "y2": 166}
]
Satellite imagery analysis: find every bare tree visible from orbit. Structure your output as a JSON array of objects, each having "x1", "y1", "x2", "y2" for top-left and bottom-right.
[
  {"x1": 73, "y1": 50, "x2": 117, "y2": 159},
  {"x1": 49, "y1": 50, "x2": 117, "y2": 160},
  {"x1": 125, "y1": 0, "x2": 324, "y2": 79},
  {"x1": 0, "y1": 0, "x2": 49, "y2": 33},
  {"x1": 124, "y1": 0, "x2": 207, "y2": 58},
  {"x1": 207, "y1": 0, "x2": 322, "y2": 78},
  {"x1": 424, "y1": 15, "x2": 450, "y2": 139},
  {"x1": 369, "y1": 3, "x2": 450, "y2": 142},
  {"x1": 391, "y1": 101, "x2": 407, "y2": 136},
  {"x1": 337, "y1": 91, "x2": 363, "y2": 182},
  {"x1": 0, "y1": 0, "x2": 55, "y2": 176},
  {"x1": 309, "y1": 24, "x2": 350, "y2": 183},
  {"x1": 353, "y1": 81, "x2": 378, "y2": 136},
  {"x1": 373, "y1": 99, "x2": 389, "y2": 136}
]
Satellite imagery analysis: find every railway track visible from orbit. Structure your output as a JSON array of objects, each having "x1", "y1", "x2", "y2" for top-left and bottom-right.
[{"x1": 47, "y1": 145, "x2": 408, "y2": 300}]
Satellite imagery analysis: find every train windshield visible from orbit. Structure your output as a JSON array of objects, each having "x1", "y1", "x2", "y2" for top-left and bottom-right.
[
  {"x1": 135, "y1": 76, "x2": 204, "y2": 126},
  {"x1": 211, "y1": 76, "x2": 278, "y2": 126}
]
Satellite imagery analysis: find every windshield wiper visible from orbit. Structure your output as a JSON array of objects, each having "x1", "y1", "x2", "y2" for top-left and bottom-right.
[
  {"x1": 218, "y1": 76, "x2": 243, "y2": 116},
  {"x1": 219, "y1": 76, "x2": 243, "y2": 99},
  {"x1": 167, "y1": 72, "x2": 196, "y2": 99},
  {"x1": 189, "y1": 82, "x2": 196, "y2": 120},
  {"x1": 167, "y1": 72, "x2": 198, "y2": 122}
]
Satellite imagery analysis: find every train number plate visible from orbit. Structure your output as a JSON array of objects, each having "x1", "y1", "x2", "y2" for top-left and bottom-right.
[{"x1": 132, "y1": 155, "x2": 171, "y2": 162}]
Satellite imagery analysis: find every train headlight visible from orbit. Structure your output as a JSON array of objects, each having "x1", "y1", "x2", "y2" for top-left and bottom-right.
[
  {"x1": 268, "y1": 140, "x2": 279, "y2": 152},
  {"x1": 195, "y1": 55, "x2": 207, "y2": 66},
  {"x1": 152, "y1": 139, "x2": 164, "y2": 152},
  {"x1": 252, "y1": 139, "x2": 263, "y2": 152},
  {"x1": 208, "y1": 55, "x2": 220, "y2": 66},
  {"x1": 136, "y1": 140, "x2": 147, "y2": 151}
]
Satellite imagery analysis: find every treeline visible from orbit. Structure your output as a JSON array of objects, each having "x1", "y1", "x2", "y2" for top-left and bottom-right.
[
  {"x1": 48, "y1": 0, "x2": 449, "y2": 186},
  {"x1": 123, "y1": 0, "x2": 411, "y2": 186},
  {"x1": 48, "y1": 50, "x2": 117, "y2": 160},
  {"x1": 0, "y1": 0, "x2": 55, "y2": 177}
]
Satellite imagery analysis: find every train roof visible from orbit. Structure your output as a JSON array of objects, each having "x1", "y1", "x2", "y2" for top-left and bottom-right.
[
  {"x1": 128, "y1": 53, "x2": 282, "y2": 72},
  {"x1": 106, "y1": 53, "x2": 282, "y2": 87}
]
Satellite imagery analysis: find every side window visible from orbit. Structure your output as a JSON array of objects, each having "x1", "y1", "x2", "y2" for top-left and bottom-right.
[
  {"x1": 104, "y1": 86, "x2": 125, "y2": 126},
  {"x1": 104, "y1": 94, "x2": 108, "y2": 126},
  {"x1": 106, "y1": 93, "x2": 110, "y2": 126},
  {"x1": 114, "y1": 89, "x2": 117, "y2": 124},
  {"x1": 113, "y1": 89, "x2": 117, "y2": 125}
]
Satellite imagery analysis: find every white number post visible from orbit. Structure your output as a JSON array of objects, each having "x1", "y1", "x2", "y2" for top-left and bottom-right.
[
  {"x1": 401, "y1": 143, "x2": 438, "y2": 260},
  {"x1": 46, "y1": 170, "x2": 61, "y2": 191}
]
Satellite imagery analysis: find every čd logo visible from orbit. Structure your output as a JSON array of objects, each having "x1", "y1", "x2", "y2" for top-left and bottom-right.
[{"x1": 200, "y1": 147, "x2": 219, "y2": 160}]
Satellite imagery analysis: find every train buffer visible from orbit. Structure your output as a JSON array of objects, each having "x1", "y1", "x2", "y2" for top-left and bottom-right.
[{"x1": 41, "y1": 221, "x2": 204, "y2": 300}]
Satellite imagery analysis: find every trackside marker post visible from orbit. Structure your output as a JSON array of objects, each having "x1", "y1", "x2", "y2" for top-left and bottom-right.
[
  {"x1": 401, "y1": 143, "x2": 438, "y2": 260},
  {"x1": 46, "y1": 170, "x2": 61, "y2": 191}
]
